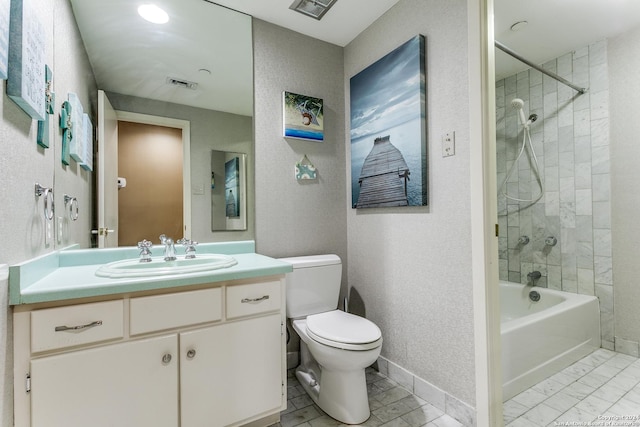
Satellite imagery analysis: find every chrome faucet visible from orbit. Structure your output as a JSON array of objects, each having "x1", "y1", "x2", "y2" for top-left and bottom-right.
[
  {"x1": 159, "y1": 234, "x2": 177, "y2": 261},
  {"x1": 137, "y1": 240, "x2": 153, "y2": 263},
  {"x1": 527, "y1": 270, "x2": 542, "y2": 283},
  {"x1": 177, "y1": 238, "x2": 198, "y2": 259}
]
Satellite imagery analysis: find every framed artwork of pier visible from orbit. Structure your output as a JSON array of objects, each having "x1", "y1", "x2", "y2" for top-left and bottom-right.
[
  {"x1": 350, "y1": 35, "x2": 428, "y2": 209},
  {"x1": 283, "y1": 91, "x2": 324, "y2": 141}
]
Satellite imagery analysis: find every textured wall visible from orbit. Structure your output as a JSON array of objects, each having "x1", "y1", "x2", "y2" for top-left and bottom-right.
[
  {"x1": 106, "y1": 93, "x2": 254, "y2": 244},
  {"x1": 252, "y1": 20, "x2": 348, "y2": 270},
  {"x1": 495, "y1": 40, "x2": 615, "y2": 350},
  {"x1": 345, "y1": 0, "x2": 475, "y2": 407},
  {"x1": 0, "y1": 0, "x2": 96, "y2": 424},
  {"x1": 609, "y1": 24, "x2": 640, "y2": 356}
]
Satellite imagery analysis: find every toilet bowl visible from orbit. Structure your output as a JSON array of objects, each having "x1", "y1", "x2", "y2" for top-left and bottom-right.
[{"x1": 280, "y1": 255, "x2": 383, "y2": 425}]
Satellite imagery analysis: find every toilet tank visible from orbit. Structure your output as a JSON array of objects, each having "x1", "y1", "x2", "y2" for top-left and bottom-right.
[{"x1": 279, "y1": 255, "x2": 342, "y2": 319}]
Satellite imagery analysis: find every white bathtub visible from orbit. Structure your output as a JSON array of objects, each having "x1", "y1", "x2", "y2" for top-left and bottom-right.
[{"x1": 500, "y1": 281, "x2": 601, "y2": 400}]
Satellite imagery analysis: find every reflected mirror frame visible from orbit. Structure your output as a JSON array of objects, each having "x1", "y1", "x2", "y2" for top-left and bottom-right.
[{"x1": 211, "y1": 150, "x2": 247, "y2": 231}]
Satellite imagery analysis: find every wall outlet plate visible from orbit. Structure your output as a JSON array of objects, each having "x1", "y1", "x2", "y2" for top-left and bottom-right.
[{"x1": 442, "y1": 132, "x2": 455, "y2": 157}]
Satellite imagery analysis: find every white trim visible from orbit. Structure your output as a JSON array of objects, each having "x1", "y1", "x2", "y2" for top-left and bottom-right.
[
  {"x1": 115, "y1": 111, "x2": 192, "y2": 239},
  {"x1": 468, "y1": 0, "x2": 502, "y2": 426}
]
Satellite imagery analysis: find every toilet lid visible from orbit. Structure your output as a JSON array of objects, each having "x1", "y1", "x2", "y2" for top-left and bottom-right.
[{"x1": 306, "y1": 310, "x2": 382, "y2": 350}]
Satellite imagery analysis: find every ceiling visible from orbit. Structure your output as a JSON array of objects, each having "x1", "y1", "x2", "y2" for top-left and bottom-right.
[{"x1": 71, "y1": 0, "x2": 640, "y2": 115}]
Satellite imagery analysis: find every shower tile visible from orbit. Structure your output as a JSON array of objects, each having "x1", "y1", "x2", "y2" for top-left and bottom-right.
[
  {"x1": 544, "y1": 139, "x2": 559, "y2": 167},
  {"x1": 544, "y1": 166, "x2": 559, "y2": 192},
  {"x1": 573, "y1": 89, "x2": 590, "y2": 111},
  {"x1": 557, "y1": 53, "x2": 573, "y2": 76},
  {"x1": 529, "y1": 68, "x2": 543, "y2": 86},
  {"x1": 576, "y1": 215, "x2": 594, "y2": 240},
  {"x1": 589, "y1": 63, "x2": 609, "y2": 93},
  {"x1": 517, "y1": 70, "x2": 529, "y2": 81},
  {"x1": 601, "y1": 312, "x2": 615, "y2": 344},
  {"x1": 591, "y1": 91, "x2": 609, "y2": 120},
  {"x1": 575, "y1": 189, "x2": 593, "y2": 215},
  {"x1": 558, "y1": 83, "x2": 574, "y2": 103},
  {"x1": 590, "y1": 118, "x2": 609, "y2": 147},
  {"x1": 529, "y1": 83, "x2": 543, "y2": 110},
  {"x1": 561, "y1": 226, "x2": 577, "y2": 254},
  {"x1": 558, "y1": 125, "x2": 574, "y2": 152},
  {"x1": 592, "y1": 173, "x2": 610, "y2": 202},
  {"x1": 577, "y1": 241, "x2": 594, "y2": 269},
  {"x1": 591, "y1": 147, "x2": 610, "y2": 176},
  {"x1": 589, "y1": 40, "x2": 607, "y2": 67},
  {"x1": 543, "y1": 74, "x2": 558, "y2": 95},
  {"x1": 593, "y1": 229, "x2": 612, "y2": 257},
  {"x1": 594, "y1": 256, "x2": 613, "y2": 285},
  {"x1": 574, "y1": 109, "x2": 591, "y2": 137},
  {"x1": 516, "y1": 78, "x2": 530, "y2": 100},
  {"x1": 575, "y1": 163, "x2": 592, "y2": 190},
  {"x1": 547, "y1": 265, "x2": 562, "y2": 290},
  {"x1": 562, "y1": 279, "x2": 578, "y2": 293},
  {"x1": 574, "y1": 136, "x2": 592, "y2": 163},
  {"x1": 558, "y1": 104, "x2": 574, "y2": 129},
  {"x1": 508, "y1": 271, "x2": 521, "y2": 283},
  {"x1": 577, "y1": 268, "x2": 595, "y2": 295},
  {"x1": 574, "y1": 46, "x2": 589, "y2": 59},
  {"x1": 560, "y1": 176, "x2": 576, "y2": 201},
  {"x1": 559, "y1": 201, "x2": 576, "y2": 227},
  {"x1": 545, "y1": 192, "x2": 560, "y2": 216},
  {"x1": 505, "y1": 75, "x2": 517, "y2": 94},
  {"x1": 596, "y1": 284, "x2": 614, "y2": 313},
  {"x1": 573, "y1": 55, "x2": 589, "y2": 78}
]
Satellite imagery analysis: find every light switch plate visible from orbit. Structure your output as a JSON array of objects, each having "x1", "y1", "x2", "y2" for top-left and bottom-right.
[{"x1": 442, "y1": 132, "x2": 455, "y2": 157}]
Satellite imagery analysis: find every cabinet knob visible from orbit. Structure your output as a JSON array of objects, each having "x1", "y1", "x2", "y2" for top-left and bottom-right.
[
  {"x1": 187, "y1": 349, "x2": 196, "y2": 359},
  {"x1": 162, "y1": 353, "x2": 172, "y2": 364}
]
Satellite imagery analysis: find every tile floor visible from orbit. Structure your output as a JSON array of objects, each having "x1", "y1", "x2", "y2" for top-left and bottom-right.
[
  {"x1": 271, "y1": 348, "x2": 640, "y2": 427},
  {"x1": 504, "y1": 348, "x2": 640, "y2": 426},
  {"x1": 272, "y1": 367, "x2": 464, "y2": 427}
]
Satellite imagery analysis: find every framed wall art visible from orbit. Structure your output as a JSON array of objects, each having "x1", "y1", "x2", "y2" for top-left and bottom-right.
[
  {"x1": 350, "y1": 35, "x2": 428, "y2": 209},
  {"x1": 283, "y1": 91, "x2": 324, "y2": 141},
  {"x1": 7, "y1": 0, "x2": 46, "y2": 120},
  {"x1": 0, "y1": 0, "x2": 9, "y2": 80}
]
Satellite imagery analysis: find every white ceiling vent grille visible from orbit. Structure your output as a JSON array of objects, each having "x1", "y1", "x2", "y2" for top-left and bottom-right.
[
  {"x1": 289, "y1": 0, "x2": 337, "y2": 20},
  {"x1": 166, "y1": 77, "x2": 198, "y2": 90}
]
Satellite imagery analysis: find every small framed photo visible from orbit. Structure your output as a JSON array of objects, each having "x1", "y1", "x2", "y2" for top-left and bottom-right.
[{"x1": 283, "y1": 91, "x2": 324, "y2": 141}]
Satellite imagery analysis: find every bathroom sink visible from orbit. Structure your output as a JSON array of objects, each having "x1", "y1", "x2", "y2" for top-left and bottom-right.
[{"x1": 95, "y1": 254, "x2": 238, "y2": 278}]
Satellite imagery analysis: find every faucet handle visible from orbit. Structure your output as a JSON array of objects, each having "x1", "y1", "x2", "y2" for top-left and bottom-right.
[
  {"x1": 137, "y1": 239, "x2": 153, "y2": 262},
  {"x1": 177, "y1": 238, "x2": 198, "y2": 259}
]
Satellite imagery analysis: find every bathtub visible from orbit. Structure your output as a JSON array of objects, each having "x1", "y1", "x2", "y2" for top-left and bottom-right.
[{"x1": 500, "y1": 281, "x2": 601, "y2": 400}]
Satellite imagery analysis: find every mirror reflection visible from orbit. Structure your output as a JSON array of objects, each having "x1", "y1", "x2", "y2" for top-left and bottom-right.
[
  {"x1": 65, "y1": 0, "x2": 254, "y2": 247},
  {"x1": 211, "y1": 150, "x2": 247, "y2": 231}
]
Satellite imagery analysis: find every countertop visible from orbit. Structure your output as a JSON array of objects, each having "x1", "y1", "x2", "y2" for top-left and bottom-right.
[{"x1": 9, "y1": 241, "x2": 292, "y2": 305}]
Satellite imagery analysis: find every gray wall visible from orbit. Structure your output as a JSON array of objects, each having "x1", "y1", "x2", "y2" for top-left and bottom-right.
[
  {"x1": 106, "y1": 93, "x2": 254, "y2": 244},
  {"x1": 345, "y1": 0, "x2": 476, "y2": 408},
  {"x1": 609, "y1": 24, "x2": 640, "y2": 356},
  {"x1": 0, "y1": 0, "x2": 97, "y2": 424},
  {"x1": 253, "y1": 19, "x2": 348, "y2": 274},
  {"x1": 495, "y1": 40, "x2": 615, "y2": 350}
]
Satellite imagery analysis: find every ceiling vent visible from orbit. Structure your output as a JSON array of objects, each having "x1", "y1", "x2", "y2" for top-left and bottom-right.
[
  {"x1": 289, "y1": 0, "x2": 337, "y2": 20},
  {"x1": 166, "y1": 77, "x2": 198, "y2": 90}
]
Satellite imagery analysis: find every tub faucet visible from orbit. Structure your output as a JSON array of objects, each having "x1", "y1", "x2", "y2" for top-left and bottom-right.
[
  {"x1": 159, "y1": 234, "x2": 177, "y2": 261},
  {"x1": 527, "y1": 270, "x2": 542, "y2": 283}
]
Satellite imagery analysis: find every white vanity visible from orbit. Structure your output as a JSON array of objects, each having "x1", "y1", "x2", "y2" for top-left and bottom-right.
[{"x1": 10, "y1": 241, "x2": 291, "y2": 427}]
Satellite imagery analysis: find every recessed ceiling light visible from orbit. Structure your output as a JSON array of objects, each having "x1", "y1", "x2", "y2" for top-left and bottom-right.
[
  {"x1": 138, "y1": 4, "x2": 169, "y2": 24},
  {"x1": 289, "y1": 0, "x2": 338, "y2": 20},
  {"x1": 510, "y1": 21, "x2": 528, "y2": 32}
]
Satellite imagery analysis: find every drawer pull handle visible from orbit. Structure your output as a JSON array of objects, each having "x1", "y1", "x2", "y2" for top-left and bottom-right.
[
  {"x1": 54, "y1": 320, "x2": 103, "y2": 332},
  {"x1": 241, "y1": 295, "x2": 270, "y2": 303}
]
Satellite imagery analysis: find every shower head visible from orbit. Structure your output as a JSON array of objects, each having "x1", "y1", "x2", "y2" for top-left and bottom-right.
[{"x1": 511, "y1": 98, "x2": 528, "y2": 127}]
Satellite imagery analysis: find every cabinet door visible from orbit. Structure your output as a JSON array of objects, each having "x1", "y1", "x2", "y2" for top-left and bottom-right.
[
  {"x1": 30, "y1": 335, "x2": 178, "y2": 427},
  {"x1": 180, "y1": 313, "x2": 283, "y2": 427}
]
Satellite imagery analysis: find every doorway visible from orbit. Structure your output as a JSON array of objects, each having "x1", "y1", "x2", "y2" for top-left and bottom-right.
[{"x1": 118, "y1": 121, "x2": 184, "y2": 246}]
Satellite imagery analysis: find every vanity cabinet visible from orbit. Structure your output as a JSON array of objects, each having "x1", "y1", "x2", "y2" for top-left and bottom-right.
[{"x1": 13, "y1": 277, "x2": 286, "y2": 427}]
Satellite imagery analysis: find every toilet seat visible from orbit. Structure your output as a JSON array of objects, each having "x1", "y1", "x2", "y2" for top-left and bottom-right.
[{"x1": 305, "y1": 310, "x2": 382, "y2": 351}]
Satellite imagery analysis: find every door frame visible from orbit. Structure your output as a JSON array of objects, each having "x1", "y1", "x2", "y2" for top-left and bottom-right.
[{"x1": 116, "y1": 111, "x2": 192, "y2": 239}]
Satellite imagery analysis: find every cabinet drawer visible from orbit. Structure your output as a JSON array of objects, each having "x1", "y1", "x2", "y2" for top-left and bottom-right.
[
  {"x1": 31, "y1": 300, "x2": 124, "y2": 353},
  {"x1": 130, "y1": 288, "x2": 222, "y2": 335},
  {"x1": 226, "y1": 280, "x2": 281, "y2": 319}
]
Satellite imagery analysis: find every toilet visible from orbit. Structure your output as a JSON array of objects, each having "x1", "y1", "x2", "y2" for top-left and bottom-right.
[{"x1": 280, "y1": 255, "x2": 382, "y2": 425}]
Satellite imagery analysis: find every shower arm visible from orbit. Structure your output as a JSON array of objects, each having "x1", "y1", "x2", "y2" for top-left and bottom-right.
[{"x1": 495, "y1": 41, "x2": 588, "y2": 95}]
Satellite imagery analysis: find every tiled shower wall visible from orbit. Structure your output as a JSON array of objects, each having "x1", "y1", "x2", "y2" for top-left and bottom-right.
[{"x1": 496, "y1": 40, "x2": 614, "y2": 349}]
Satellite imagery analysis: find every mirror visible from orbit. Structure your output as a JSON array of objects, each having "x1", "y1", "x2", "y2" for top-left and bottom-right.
[
  {"x1": 211, "y1": 151, "x2": 247, "y2": 231},
  {"x1": 63, "y1": 0, "x2": 254, "y2": 246}
]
